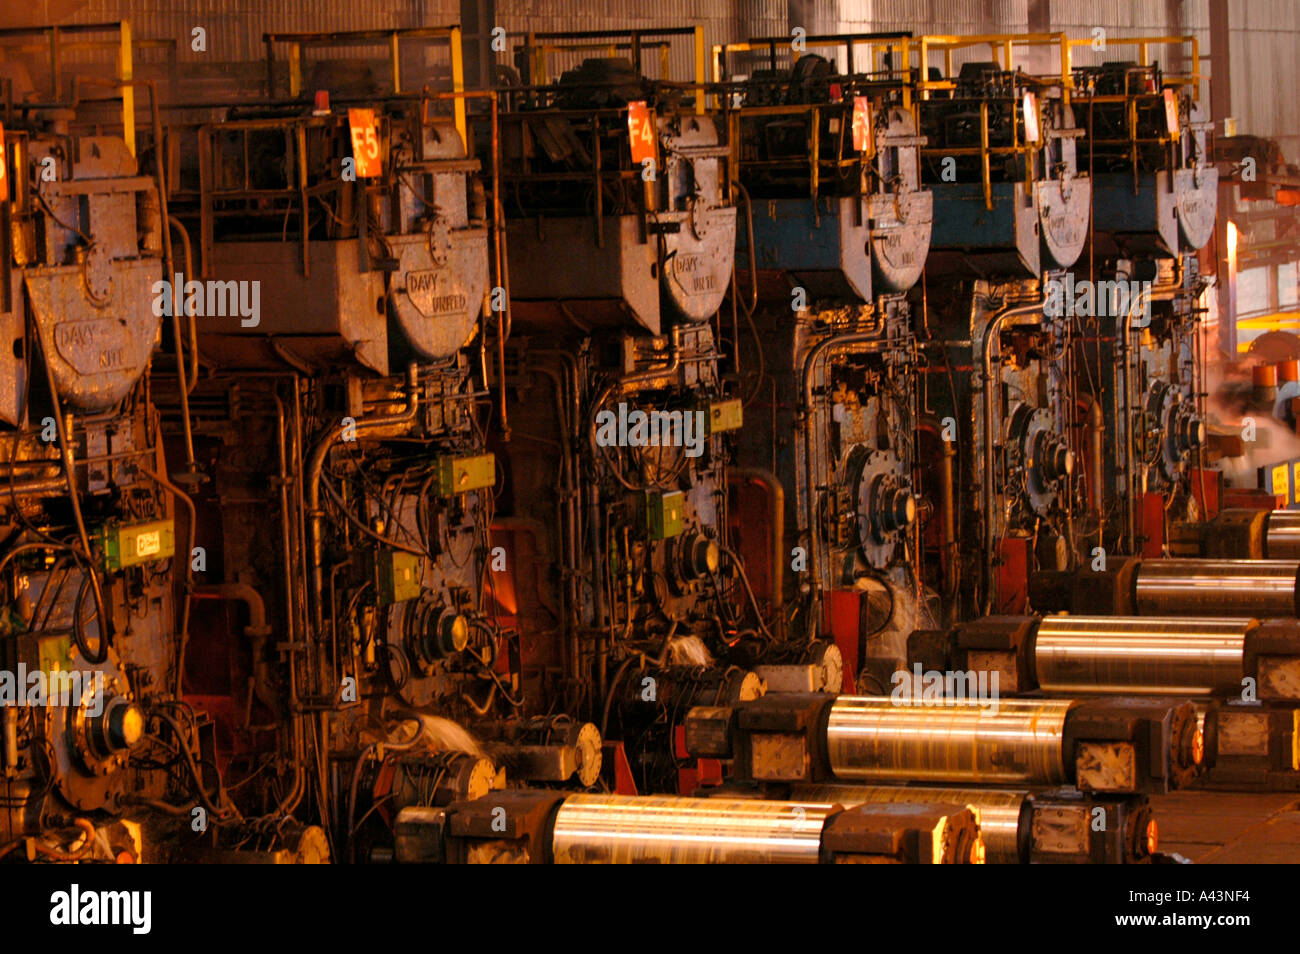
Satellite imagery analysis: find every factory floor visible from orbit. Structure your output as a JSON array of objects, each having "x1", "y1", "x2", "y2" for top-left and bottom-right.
[{"x1": 1150, "y1": 791, "x2": 1300, "y2": 862}]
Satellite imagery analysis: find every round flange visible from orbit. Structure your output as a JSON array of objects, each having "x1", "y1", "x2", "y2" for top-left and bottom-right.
[
  {"x1": 851, "y1": 447, "x2": 914, "y2": 568},
  {"x1": 1007, "y1": 403, "x2": 1072, "y2": 517}
]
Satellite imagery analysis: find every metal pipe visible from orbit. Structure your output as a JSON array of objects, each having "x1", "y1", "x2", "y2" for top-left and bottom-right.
[
  {"x1": 193, "y1": 582, "x2": 268, "y2": 633},
  {"x1": 978, "y1": 298, "x2": 1045, "y2": 614},
  {"x1": 139, "y1": 463, "x2": 197, "y2": 697},
  {"x1": 306, "y1": 363, "x2": 419, "y2": 638},
  {"x1": 0, "y1": 476, "x2": 66, "y2": 495},
  {"x1": 29, "y1": 323, "x2": 110, "y2": 664},
  {"x1": 534, "y1": 362, "x2": 582, "y2": 681},
  {"x1": 799, "y1": 333, "x2": 895, "y2": 626},
  {"x1": 167, "y1": 215, "x2": 201, "y2": 394},
  {"x1": 268, "y1": 391, "x2": 305, "y2": 815},
  {"x1": 1083, "y1": 393, "x2": 1105, "y2": 524},
  {"x1": 192, "y1": 583, "x2": 279, "y2": 714},
  {"x1": 734, "y1": 180, "x2": 758, "y2": 315},
  {"x1": 919, "y1": 416, "x2": 957, "y2": 624}
]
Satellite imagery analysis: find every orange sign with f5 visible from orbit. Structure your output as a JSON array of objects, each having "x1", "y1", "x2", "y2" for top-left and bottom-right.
[{"x1": 348, "y1": 108, "x2": 382, "y2": 178}]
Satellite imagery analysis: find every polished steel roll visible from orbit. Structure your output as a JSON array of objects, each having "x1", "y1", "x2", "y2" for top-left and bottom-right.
[
  {"x1": 1133, "y1": 559, "x2": 1300, "y2": 617},
  {"x1": 1034, "y1": 616, "x2": 1249, "y2": 695},
  {"x1": 792, "y1": 784, "x2": 1026, "y2": 864},
  {"x1": 1267, "y1": 511, "x2": 1300, "y2": 560},
  {"x1": 824, "y1": 696, "x2": 1074, "y2": 785},
  {"x1": 550, "y1": 794, "x2": 835, "y2": 864}
]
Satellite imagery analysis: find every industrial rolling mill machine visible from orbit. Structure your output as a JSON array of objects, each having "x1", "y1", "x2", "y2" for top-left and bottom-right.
[{"x1": 0, "y1": 20, "x2": 1291, "y2": 866}]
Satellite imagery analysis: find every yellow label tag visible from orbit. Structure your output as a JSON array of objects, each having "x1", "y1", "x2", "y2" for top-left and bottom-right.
[
  {"x1": 136, "y1": 530, "x2": 161, "y2": 558},
  {"x1": 1273, "y1": 464, "x2": 1290, "y2": 499}
]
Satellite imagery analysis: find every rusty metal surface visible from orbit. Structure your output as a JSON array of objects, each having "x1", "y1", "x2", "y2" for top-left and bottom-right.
[
  {"x1": 201, "y1": 240, "x2": 388, "y2": 373},
  {"x1": 870, "y1": 106, "x2": 932, "y2": 293},
  {"x1": 387, "y1": 231, "x2": 487, "y2": 361},
  {"x1": 1174, "y1": 166, "x2": 1218, "y2": 251},
  {"x1": 660, "y1": 206, "x2": 737, "y2": 323},
  {"x1": 23, "y1": 259, "x2": 162, "y2": 413},
  {"x1": 794, "y1": 783, "x2": 1027, "y2": 864},
  {"x1": 506, "y1": 215, "x2": 662, "y2": 334},
  {"x1": 0, "y1": 268, "x2": 26, "y2": 426}
]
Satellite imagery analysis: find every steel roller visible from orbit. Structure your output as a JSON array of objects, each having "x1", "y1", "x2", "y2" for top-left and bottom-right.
[
  {"x1": 1267, "y1": 512, "x2": 1300, "y2": 561},
  {"x1": 1033, "y1": 616, "x2": 1250, "y2": 695},
  {"x1": 1133, "y1": 559, "x2": 1300, "y2": 617},
  {"x1": 824, "y1": 696, "x2": 1075, "y2": 785},
  {"x1": 549, "y1": 793, "x2": 835, "y2": 864}
]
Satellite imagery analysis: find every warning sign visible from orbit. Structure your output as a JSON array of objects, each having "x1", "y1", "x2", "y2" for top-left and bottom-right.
[
  {"x1": 851, "y1": 96, "x2": 872, "y2": 153},
  {"x1": 627, "y1": 101, "x2": 657, "y2": 166},
  {"x1": 348, "y1": 108, "x2": 382, "y2": 178}
]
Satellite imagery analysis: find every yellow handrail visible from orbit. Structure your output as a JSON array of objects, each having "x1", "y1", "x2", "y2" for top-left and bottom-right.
[
  {"x1": 914, "y1": 32, "x2": 1072, "y2": 104},
  {"x1": 0, "y1": 20, "x2": 140, "y2": 153},
  {"x1": 711, "y1": 35, "x2": 916, "y2": 109},
  {"x1": 1066, "y1": 34, "x2": 1201, "y2": 97}
]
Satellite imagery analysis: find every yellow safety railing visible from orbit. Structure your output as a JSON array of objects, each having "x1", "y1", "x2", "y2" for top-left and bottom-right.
[
  {"x1": 724, "y1": 103, "x2": 870, "y2": 200},
  {"x1": 913, "y1": 33, "x2": 1073, "y2": 103},
  {"x1": 712, "y1": 34, "x2": 915, "y2": 109},
  {"x1": 1066, "y1": 34, "x2": 1201, "y2": 96},
  {"x1": 263, "y1": 27, "x2": 466, "y2": 143},
  {"x1": 905, "y1": 34, "x2": 1083, "y2": 210},
  {"x1": 0, "y1": 20, "x2": 148, "y2": 154}
]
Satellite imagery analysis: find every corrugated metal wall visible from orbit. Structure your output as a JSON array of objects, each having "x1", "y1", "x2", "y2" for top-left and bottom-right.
[
  {"x1": 1, "y1": 0, "x2": 1298, "y2": 155},
  {"x1": 1232, "y1": 0, "x2": 1300, "y2": 155}
]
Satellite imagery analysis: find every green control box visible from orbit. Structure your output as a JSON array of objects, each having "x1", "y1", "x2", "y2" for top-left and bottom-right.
[
  {"x1": 436, "y1": 453, "x2": 496, "y2": 496},
  {"x1": 99, "y1": 520, "x2": 175, "y2": 570},
  {"x1": 378, "y1": 551, "x2": 424, "y2": 605},
  {"x1": 706, "y1": 399, "x2": 743, "y2": 434},
  {"x1": 646, "y1": 490, "x2": 684, "y2": 540}
]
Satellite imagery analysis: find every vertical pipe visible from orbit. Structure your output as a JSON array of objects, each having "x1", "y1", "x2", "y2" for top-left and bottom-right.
[{"x1": 1086, "y1": 394, "x2": 1105, "y2": 525}]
